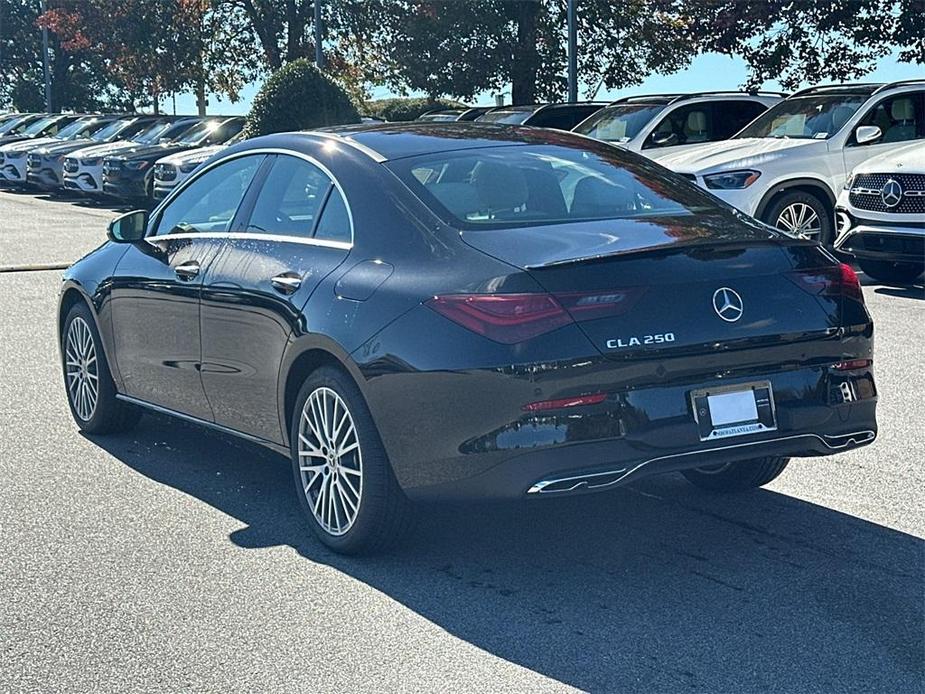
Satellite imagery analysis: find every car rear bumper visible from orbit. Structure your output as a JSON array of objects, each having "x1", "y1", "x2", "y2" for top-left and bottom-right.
[{"x1": 365, "y1": 356, "x2": 877, "y2": 501}]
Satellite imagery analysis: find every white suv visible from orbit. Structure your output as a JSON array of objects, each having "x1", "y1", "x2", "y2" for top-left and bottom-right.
[
  {"x1": 573, "y1": 91, "x2": 781, "y2": 161},
  {"x1": 657, "y1": 80, "x2": 925, "y2": 245},
  {"x1": 834, "y1": 142, "x2": 924, "y2": 284}
]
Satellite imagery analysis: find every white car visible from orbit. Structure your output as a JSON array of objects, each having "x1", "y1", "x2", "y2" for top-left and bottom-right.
[
  {"x1": 62, "y1": 118, "x2": 197, "y2": 194},
  {"x1": 833, "y1": 142, "x2": 924, "y2": 284},
  {"x1": 151, "y1": 130, "x2": 245, "y2": 200},
  {"x1": 0, "y1": 116, "x2": 112, "y2": 184},
  {"x1": 657, "y1": 79, "x2": 925, "y2": 244},
  {"x1": 572, "y1": 92, "x2": 782, "y2": 160}
]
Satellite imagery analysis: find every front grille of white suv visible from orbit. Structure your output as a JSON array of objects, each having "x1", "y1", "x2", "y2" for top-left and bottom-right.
[{"x1": 850, "y1": 173, "x2": 925, "y2": 214}]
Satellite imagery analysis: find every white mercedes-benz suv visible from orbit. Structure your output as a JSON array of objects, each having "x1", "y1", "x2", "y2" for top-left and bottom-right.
[
  {"x1": 657, "y1": 80, "x2": 924, "y2": 245},
  {"x1": 572, "y1": 91, "x2": 781, "y2": 161},
  {"x1": 834, "y1": 141, "x2": 924, "y2": 284}
]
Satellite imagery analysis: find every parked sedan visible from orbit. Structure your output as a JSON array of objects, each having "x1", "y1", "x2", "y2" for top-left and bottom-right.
[
  {"x1": 101, "y1": 116, "x2": 244, "y2": 201},
  {"x1": 59, "y1": 123, "x2": 877, "y2": 554}
]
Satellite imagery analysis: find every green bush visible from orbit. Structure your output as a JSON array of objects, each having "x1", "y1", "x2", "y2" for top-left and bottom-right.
[
  {"x1": 244, "y1": 59, "x2": 360, "y2": 137},
  {"x1": 363, "y1": 97, "x2": 468, "y2": 122}
]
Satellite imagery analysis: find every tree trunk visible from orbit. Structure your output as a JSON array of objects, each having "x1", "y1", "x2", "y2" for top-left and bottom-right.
[{"x1": 510, "y1": 0, "x2": 539, "y2": 105}]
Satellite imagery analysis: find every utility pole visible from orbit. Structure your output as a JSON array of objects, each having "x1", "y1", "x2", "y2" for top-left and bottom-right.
[
  {"x1": 314, "y1": 0, "x2": 324, "y2": 69},
  {"x1": 40, "y1": 0, "x2": 52, "y2": 112},
  {"x1": 567, "y1": 0, "x2": 577, "y2": 103}
]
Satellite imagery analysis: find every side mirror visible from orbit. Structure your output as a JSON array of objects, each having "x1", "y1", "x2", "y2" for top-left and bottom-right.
[
  {"x1": 107, "y1": 210, "x2": 148, "y2": 243},
  {"x1": 855, "y1": 125, "x2": 882, "y2": 145},
  {"x1": 651, "y1": 131, "x2": 679, "y2": 147}
]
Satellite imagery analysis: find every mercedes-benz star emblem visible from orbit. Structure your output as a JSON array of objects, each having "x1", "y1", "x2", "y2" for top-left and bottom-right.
[
  {"x1": 713, "y1": 287, "x2": 744, "y2": 322},
  {"x1": 881, "y1": 179, "x2": 903, "y2": 208}
]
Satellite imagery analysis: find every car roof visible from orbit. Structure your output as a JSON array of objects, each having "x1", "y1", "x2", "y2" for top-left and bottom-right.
[{"x1": 301, "y1": 121, "x2": 600, "y2": 161}]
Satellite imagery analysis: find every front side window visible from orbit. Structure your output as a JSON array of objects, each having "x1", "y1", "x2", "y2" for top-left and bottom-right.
[
  {"x1": 855, "y1": 92, "x2": 924, "y2": 144},
  {"x1": 155, "y1": 155, "x2": 264, "y2": 235},
  {"x1": 644, "y1": 104, "x2": 714, "y2": 149},
  {"x1": 736, "y1": 95, "x2": 866, "y2": 140},
  {"x1": 388, "y1": 144, "x2": 719, "y2": 230},
  {"x1": 573, "y1": 104, "x2": 666, "y2": 143},
  {"x1": 246, "y1": 155, "x2": 332, "y2": 237}
]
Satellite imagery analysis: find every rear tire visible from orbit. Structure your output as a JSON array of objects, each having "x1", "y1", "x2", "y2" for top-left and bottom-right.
[
  {"x1": 289, "y1": 366, "x2": 414, "y2": 554},
  {"x1": 682, "y1": 457, "x2": 790, "y2": 492},
  {"x1": 763, "y1": 191, "x2": 833, "y2": 246},
  {"x1": 857, "y1": 259, "x2": 923, "y2": 286},
  {"x1": 61, "y1": 302, "x2": 141, "y2": 434}
]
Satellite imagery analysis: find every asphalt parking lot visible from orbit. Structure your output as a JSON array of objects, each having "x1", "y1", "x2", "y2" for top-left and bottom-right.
[{"x1": 1, "y1": 190, "x2": 923, "y2": 693}]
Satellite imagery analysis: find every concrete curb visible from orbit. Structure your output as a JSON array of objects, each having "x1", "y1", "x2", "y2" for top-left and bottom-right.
[{"x1": 0, "y1": 263, "x2": 70, "y2": 273}]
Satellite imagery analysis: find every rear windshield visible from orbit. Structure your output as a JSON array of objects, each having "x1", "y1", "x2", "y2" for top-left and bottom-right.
[
  {"x1": 387, "y1": 144, "x2": 722, "y2": 230},
  {"x1": 572, "y1": 104, "x2": 666, "y2": 142},
  {"x1": 476, "y1": 109, "x2": 535, "y2": 125}
]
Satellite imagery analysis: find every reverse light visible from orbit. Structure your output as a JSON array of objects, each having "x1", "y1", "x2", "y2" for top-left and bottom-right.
[
  {"x1": 788, "y1": 263, "x2": 863, "y2": 302},
  {"x1": 833, "y1": 359, "x2": 871, "y2": 371},
  {"x1": 523, "y1": 392, "x2": 608, "y2": 412},
  {"x1": 703, "y1": 170, "x2": 761, "y2": 190}
]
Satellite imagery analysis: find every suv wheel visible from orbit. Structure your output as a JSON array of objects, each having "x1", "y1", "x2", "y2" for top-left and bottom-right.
[
  {"x1": 681, "y1": 457, "x2": 790, "y2": 492},
  {"x1": 289, "y1": 366, "x2": 414, "y2": 554},
  {"x1": 764, "y1": 191, "x2": 833, "y2": 245},
  {"x1": 62, "y1": 302, "x2": 141, "y2": 434},
  {"x1": 858, "y1": 259, "x2": 924, "y2": 286}
]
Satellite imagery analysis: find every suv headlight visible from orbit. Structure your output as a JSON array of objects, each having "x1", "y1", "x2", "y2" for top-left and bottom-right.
[
  {"x1": 124, "y1": 160, "x2": 149, "y2": 171},
  {"x1": 179, "y1": 160, "x2": 203, "y2": 173},
  {"x1": 703, "y1": 170, "x2": 761, "y2": 190},
  {"x1": 6, "y1": 150, "x2": 25, "y2": 159},
  {"x1": 843, "y1": 172, "x2": 855, "y2": 190}
]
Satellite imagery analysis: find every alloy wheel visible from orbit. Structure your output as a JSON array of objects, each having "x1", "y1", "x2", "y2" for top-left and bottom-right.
[
  {"x1": 297, "y1": 387, "x2": 363, "y2": 536},
  {"x1": 64, "y1": 316, "x2": 99, "y2": 421},
  {"x1": 775, "y1": 202, "x2": 822, "y2": 238}
]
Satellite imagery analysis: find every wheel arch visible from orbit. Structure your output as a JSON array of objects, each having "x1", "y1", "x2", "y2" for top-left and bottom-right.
[
  {"x1": 754, "y1": 177, "x2": 837, "y2": 222},
  {"x1": 278, "y1": 337, "x2": 369, "y2": 449}
]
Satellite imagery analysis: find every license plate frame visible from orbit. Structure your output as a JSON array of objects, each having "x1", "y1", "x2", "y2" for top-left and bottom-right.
[{"x1": 690, "y1": 381, "x2": 777, "y2": 442}]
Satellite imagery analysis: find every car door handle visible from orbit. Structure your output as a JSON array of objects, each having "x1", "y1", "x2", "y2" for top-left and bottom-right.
[
  {"x1": 271, "y1": 272, "x2": 302, "y2": 294},
  {"x1": 174, "y1": 260, "x2": 201, "y2": 280}
]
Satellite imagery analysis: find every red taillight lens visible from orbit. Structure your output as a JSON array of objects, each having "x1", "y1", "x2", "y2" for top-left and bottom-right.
[
  {"x1": 788, "y1": 263, "x2": 863, "y2": 302},
  {"x1": 426, "y1": 293, "x2": 573, "y2": 344},
  {"x1": 833, "y1": 359, "x2": 871, "y2": 370},
  {"x1": 522, "y1": 392, "x2": 608, "y2": 412},
  {"x1": 553, "y1": 287, "x2": 646, "y2": 321}
]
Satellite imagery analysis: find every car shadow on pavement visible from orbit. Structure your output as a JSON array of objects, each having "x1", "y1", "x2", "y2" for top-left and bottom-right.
[{"x1": 87, "y1": 416, "x2": 924, "y2": 692}]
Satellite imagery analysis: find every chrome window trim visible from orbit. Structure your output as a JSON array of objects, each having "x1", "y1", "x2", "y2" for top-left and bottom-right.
[
  {"x1": 149, "y1": 231, "x2": 352, "y2": 250},
  {"x1": 148, "y1": 147, "x2": 355, "y2": 247}
]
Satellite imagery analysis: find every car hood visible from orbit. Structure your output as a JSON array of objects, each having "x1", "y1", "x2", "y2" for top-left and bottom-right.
[
  {"x1": 114, "y1": 143, "x2": 194, "y2": 161},
  {"x1": 156, "y1": 144, "x2": 225, "y2": 166},
  {"x1": 32, "y1": 138, "x2": 97, "y2": 157},
  {"x1": 656, "y1": 137, "x2": 823, "y2": 174},
  {"x1": 67, "y1": 140, "x2": 143, "y2": 160},
  {"x1": 1, "y1": 136, "x2": 62, "y2": 153},
  {"x1": 852, "y1": 141, "x2": 925, "y2": 174}
]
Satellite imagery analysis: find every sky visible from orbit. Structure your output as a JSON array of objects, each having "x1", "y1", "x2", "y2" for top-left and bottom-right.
[{"x1": 170, "y1": 52, "x2": 923, "y2": 116}]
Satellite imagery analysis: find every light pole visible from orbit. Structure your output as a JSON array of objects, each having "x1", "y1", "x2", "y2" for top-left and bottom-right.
[
  {"x1": 314, "y1": 0, "x2": 324, "y2": 69},
  {"x1": 567, "y1": 0, "x2": 577, "y2": 103},
  {"x1": 40, "y1": 0, "x2": 52, "y2": 112}
]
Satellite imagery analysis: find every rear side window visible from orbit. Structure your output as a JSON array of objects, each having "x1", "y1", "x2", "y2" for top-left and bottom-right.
[
  {"x1": 717, "y1": 100, "x2": 769, "y2": 138},
  {"x1": 246, "y1": 155, "x2": 332, "y2": 237},
  {"x1": 155, "y1": 155, "x2": 263, "y2": 235},
  {"x1": 855, "y1": 92, "x2": 925, "y2": 144},
  {"x1": 388, "y1": 144, "x2": 721, "y2": 230},
  {"x1": 314, "y1": 189, "x2": 351, "y2": 244}
]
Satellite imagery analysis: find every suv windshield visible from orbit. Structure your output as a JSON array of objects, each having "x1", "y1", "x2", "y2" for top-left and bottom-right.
[
  {"x1": 477, "y1": 109, "x2": 535, "y2": 125},
  {"x1": 91, "y1": 119, "x2": 131, "y2": 142},
  {"x1": 22, "y1": 116, "x2": 58, "y2": 135},
  {"x1": 388, "y1": 144, "x2": 719, "y2": 230},
  {"x1": 175, "y1": 121, "x2": 223, "y2": 146},
  {"x1": 572, "y1": 104, "x2": 666, "y2": 142},
  {"x1": 735, "y1": 95, "x2": 867, "y2": 140}
]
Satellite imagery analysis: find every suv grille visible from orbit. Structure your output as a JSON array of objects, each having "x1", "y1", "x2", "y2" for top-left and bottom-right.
[
  {"x1": 154, "y1": 163, "x2": 176, "y2": 181},
  {"x1": 27, "y1": 153, "x2": 41, "y2": 169},
  {"x1": 850, "y1": 173, "x2": 925, "y2": 214},
  {"x1": 63, "y1": 158, "x2": 78, "y2": 173}
]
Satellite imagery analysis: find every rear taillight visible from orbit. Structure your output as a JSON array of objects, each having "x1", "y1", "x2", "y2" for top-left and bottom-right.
[
  {"x1": 522, "y1": 392, "x2": 607, "y2": 412},
  {"x1": 553, "y1": 288, "x2": 646, "y2": 321},
  {"x1": 426, "y1": 294, "x2": 572, "y2": 344},
  {"x1": 788, "y1": 263, "x2": 863, "y2": 302}
]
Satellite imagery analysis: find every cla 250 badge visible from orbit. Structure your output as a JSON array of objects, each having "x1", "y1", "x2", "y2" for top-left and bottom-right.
[{"x1": 606, "y1": 333, "x2": 676, "y2": 349}]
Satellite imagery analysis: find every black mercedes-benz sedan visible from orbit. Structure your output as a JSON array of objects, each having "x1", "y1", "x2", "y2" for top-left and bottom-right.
[{"x1": 58, "y1": 123, "x2": 877, "y2": 553}]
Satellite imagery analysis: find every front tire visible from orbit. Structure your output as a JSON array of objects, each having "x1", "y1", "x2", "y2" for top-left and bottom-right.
[
  {"x1": 858, "y1": 258, "x2": 924, "y2": 286},
  {"x1": 289, "y1": 366, "x2": 414, "y2": 554},
  {"x1": 764, "y1": 191, "x2": 833, "y2": 246},
  {"x1": 61, "y1": 302, "x2": 141, "y2": 434},
  {"x1": 682, "y1": 457, "x2": 790, "y2": 492}
]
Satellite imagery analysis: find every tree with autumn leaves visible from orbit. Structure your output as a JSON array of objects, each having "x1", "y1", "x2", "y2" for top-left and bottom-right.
[{"x1": 0, "y1": 0, "x2": 922, "y2": 114}]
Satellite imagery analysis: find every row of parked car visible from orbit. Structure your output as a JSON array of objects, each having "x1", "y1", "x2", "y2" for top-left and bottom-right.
[
  {"x1": 418, "y1": 80, "x2": 924, "y2": 285},
  {"x1": 1, "y1": 77, "x2": 922, "y2": 283},
  {"x1": 0, "y1": 112, "x2": 245, "y2": 203}
]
